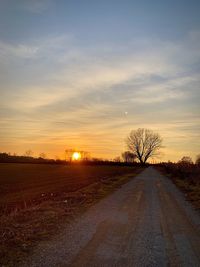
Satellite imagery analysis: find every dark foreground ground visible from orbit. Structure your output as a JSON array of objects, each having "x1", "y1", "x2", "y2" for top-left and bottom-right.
[
  {"x1": 0, "y1": 163, "x2": 141, "y2": 266},
  {"x1": 21, "y1": 167, "x2": 200, "y2": 267},
  {"x1": 0, "y1": 163, "x2": 137, "y2": 214}
]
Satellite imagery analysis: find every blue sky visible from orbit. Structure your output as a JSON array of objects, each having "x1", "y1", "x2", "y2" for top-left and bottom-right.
[{"x1": 0, "y1": 0, "x2": 200, "y2": 161}]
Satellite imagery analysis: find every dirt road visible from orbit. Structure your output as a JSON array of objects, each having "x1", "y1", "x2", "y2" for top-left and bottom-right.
[{"x1": 22, "y1": 167, "x2": 200, "y2": 267}]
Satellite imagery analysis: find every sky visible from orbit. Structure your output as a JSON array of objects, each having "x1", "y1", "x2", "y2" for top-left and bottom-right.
[{"x1": 0, "y1": 0, "x2": 200, "y2": 162}]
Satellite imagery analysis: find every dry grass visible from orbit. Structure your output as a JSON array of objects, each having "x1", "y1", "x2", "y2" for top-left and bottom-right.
[
  {"x1": 175, "y1": 179, "x2": 200, "y2": 209},
  {"x1": 0, "y1": 163, "x2": 143, "y2": 266},
  {"x1": 157, "y1": 163, "x2": 200, "y2": 211}
]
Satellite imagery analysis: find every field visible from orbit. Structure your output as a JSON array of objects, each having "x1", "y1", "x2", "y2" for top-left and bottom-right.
[
  {"x1": 0, "y1": 163, "x2": 137, "y2": 214},
  {"x1": 0, "y1": 163, "x2": 141, "y2": 266}
]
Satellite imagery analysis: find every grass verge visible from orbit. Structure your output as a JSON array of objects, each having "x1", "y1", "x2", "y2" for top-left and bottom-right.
[
  {"x1": 157, "y1": 166, "x2": 200, "y2": 212},
  {"x1": 174, "y1": 179, "x2": 200, "y2": 210}
]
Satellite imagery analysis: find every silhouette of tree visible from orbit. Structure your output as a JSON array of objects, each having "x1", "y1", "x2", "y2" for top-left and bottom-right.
[
  {"x1": 126, "y1": 128, "x2": 162, "y2": 164},
  {"x1": 178, "y1": 156, "x2": 193, "y2": 164},
  {"x1": 195, "y1": 154, "x2": 200, "y2": 166},
  {"x1": 113, "y1": 156, "x2": 121, "y2": 162},
  {"x1": 39, "y1": 153, "x2": 46, "y2": 159},
  {"x1": 121, "y1": 151, "x2": 136, "y2": 163},
  {"x1": 65, "y1": 149, "x2": 90, "y2": 161},
  {"x1": 24, "y1": 150, "x2": 33, "y2": 157}
]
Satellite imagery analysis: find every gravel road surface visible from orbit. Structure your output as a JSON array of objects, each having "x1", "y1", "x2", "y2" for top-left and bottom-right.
[{"x1": 22, "y1": 167, "x2": 200, "y2": 267}]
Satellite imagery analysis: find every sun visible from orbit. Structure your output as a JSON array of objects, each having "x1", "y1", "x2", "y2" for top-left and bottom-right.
[{"x1": 72, "y1": 152, "x2": 81, "y2": 161}]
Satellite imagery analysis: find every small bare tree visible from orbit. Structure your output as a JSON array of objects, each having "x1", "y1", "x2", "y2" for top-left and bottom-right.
[
  {"x1": 178, "y1": 156, "x2": 193, "y2": 165},
  {"x1": 121, "y1": 151, "x2": 136, "y2": 163},
  {"x1": 39, "y1": 153, "x2": 46, "y2": 159},
  {"x1": 24, "y1": 150, "x2": 33, "y2": 157},
  {"x1": 126, "y1": 128, "x2": 162, "y2": 164},
  {"x1": 195, "y1": 154, "x2": 200, "y2": 166},
  {"x1": 113, "y1": 156, "x2": 121, "y2": 162}
]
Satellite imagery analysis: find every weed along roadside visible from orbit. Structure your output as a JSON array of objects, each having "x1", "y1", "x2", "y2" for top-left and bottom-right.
[{"x1": 156, "y1": 162, "x2": 200, "y2": 212}]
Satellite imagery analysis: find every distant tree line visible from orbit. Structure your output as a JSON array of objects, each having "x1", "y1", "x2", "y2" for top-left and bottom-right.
[
  {"x1": 0, "y1": 152, "x2": 139, "y2": 166},
  {"x1": 1, "y1": 128, "x2": 198, "y2": 166},
  {"x1": 0, "y1": 152, "x2": 57, "y2": 164}
]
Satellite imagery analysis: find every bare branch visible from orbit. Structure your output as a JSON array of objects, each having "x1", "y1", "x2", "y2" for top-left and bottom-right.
[{"x1": 126, "y1": 128, "x2": 162, "y2": 164}]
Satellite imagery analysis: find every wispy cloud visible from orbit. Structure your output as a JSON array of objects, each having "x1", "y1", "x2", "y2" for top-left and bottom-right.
[
  {"x1": 21, "y1": 0, "x2": 53, "y2": 14},
  {"x1": 0, "y1": 41, "x2": 39, "y2": 59},
  {"x1": 1, "y1": 31, "x2": 200, "y2": 160}
]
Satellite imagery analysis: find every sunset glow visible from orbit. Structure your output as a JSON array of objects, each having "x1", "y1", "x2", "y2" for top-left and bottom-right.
[
  {"x1": 0, "y1": 1, "x2": 199, "y2": 162},
  {"x1": 72, "y1": 152, "x2": 81, "y2": 161}
]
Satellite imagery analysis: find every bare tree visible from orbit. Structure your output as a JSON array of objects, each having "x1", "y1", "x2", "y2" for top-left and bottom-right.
[
  {"x1": 24, "y1": 150, "x2": 33, "y2": 157},
  {"x1": 126, "y1": 128, "x2": 162, "y2": 164},
  {"x1": 195, "y1": 154, "x2": 200, "y2": 165},
  {"x1": 39, "y1": 153, "x2": 46, "y2": 159},
  {"x1": 65, "y1": 149, "x2": 90, "y2": 161},
  {"x1": 113, "y1": 156, "x2": 121, "y2": 162},
  {"x1": 121, "y1": 151, "x2": 136, "y2": 163},
  {"x1": 178, "y1": 156, "x2": 193, "y2": 165}
]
